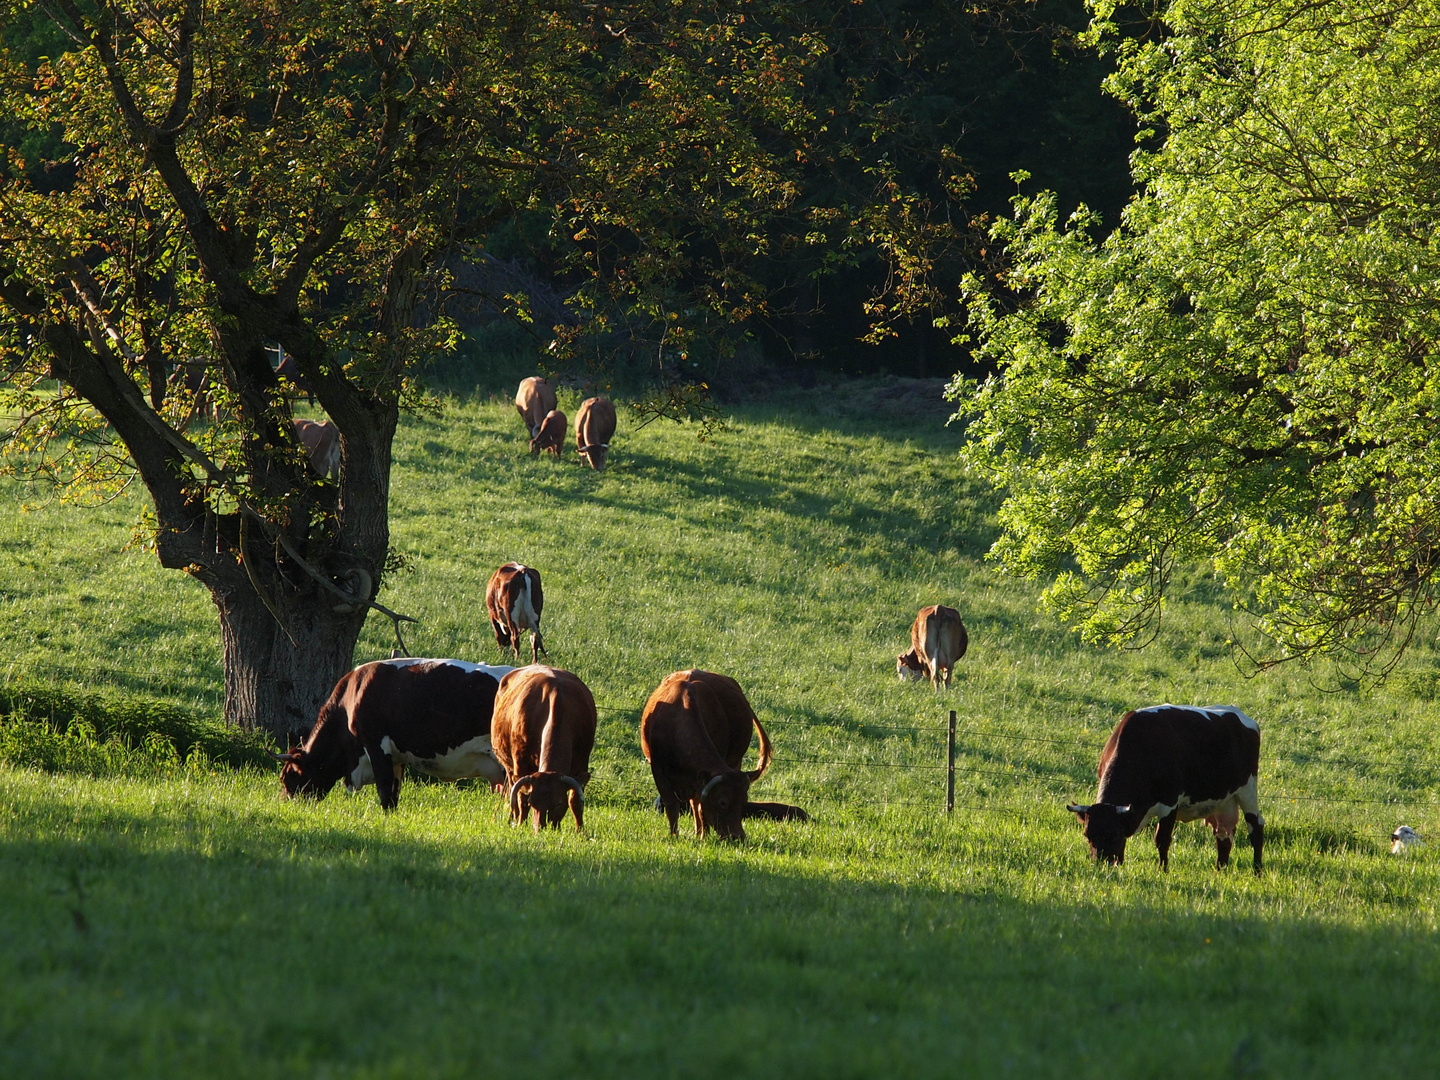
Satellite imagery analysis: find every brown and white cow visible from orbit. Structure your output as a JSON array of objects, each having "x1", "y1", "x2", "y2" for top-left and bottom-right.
[
  {"x1": 1066, "y1": 704, "x2": 1265, "y2": 873},
  {"x1": 515, "y1": 376, "x2": 558, "y2": 439},
  {"x1": 640, "y1": 669, "x2": 773, "y2": 841},
  {"x1": 490, "y1": 665, "x2": 596, "y2": 832},
  {"x1": 529, "y1": 409, "x2": 567, "y2": 457},
  {"x1": 485, "y1": 562, "x2": 545, "y2": 663},
  {"x1": 277, "y1": 658, "x2": 516, "y2": 810},
  {"x1": 293, "y1": 418, "x2": 340, "y2": 480},
  {"x1": 897, "y1": 605, "x2": 967, "y2": 689},
  {"x1": 575, "y1": 397, "x2": 617, "y2": 471}
]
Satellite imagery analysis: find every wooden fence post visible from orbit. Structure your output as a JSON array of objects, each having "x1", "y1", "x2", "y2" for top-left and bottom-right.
[{"x1": 946, "y1": 710, "x2": 956, "y2": 813}]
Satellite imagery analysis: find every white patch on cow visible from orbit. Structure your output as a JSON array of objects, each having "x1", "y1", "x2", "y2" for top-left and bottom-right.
[
  {"x1": 510, "y1": 574, "x2": 539, "y2": 632},
  {"x1": 381, "y1": 733, "x2": 506, "y2": 784},
  {"x1": 376, "y1": 657, "x2": 516, "y2": 680},
  {"x1": 1138, "y1": 801, "x2": 1177, "y2": 825},
  {"x1": 1391, "y1": 826, "x2": 1423, "y2": 855},
  {"x1": 346, "y1": 751, "x2": 376, "y2": 792},
  {"x1": 1201, "y1": 704, "x2": 1259, "y2": 731}
]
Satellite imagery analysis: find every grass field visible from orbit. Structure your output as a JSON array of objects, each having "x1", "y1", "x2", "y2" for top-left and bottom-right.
[{"x1": 2, "y1": 379, "x2": 1438, "y2": 1077}]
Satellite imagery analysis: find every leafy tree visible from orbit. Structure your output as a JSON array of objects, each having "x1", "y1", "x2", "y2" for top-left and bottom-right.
[
  {"x1": 0, "y1": 0, "x2": 880, "y2": 739},
  {"x1": 953, "y1": 0, "x2": 1440, "y2": 678}
]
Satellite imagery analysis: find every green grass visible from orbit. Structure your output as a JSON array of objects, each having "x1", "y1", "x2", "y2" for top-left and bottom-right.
[{"x1": 2, "y1": 380, "x2": 1438, "y2": 1076}]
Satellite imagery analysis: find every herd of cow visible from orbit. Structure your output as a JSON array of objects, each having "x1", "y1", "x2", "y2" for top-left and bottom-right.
[{"x1": 274, "y1": 378, "x2": 1269, "y2": 870}]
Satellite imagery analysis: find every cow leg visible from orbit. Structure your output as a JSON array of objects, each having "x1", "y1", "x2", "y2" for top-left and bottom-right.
[
  {"x1": 691, "y1": 799, "x2": 707, "y2": 839},
  {"x1": 532, "y1": 627, "x2": 547, "y2": 661},
  {"x1": 652, "y1": 770, "x2": 683, "y2": 836},
  {"x1": 1154, "y1": 810, "x2": 1178, "y2": 871},
  {"x1": 368, "y1": 741, "x2": 400, "y2": 810},
  {"x1": 1246, "y1": 812, "x2": 1265, "y2": 874},
  {"x1": 490, "y1": 617, "x2": 512, "y2": 653}
]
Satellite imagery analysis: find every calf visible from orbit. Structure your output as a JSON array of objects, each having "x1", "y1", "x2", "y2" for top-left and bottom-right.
[
  {"x1": 575, "y1": 397, "x2": 617, "y2": 471},
  {"x1": 640, "y1": 669, "x2": 773, "y2": 841},
  {"x1": 490, "y1": 665, "x2": 596, "y2": 832},
  {"x1": 897, "y1": 605, "x2": 967, "y2": 689},
  {"x1": 485, "y1": 562, "x2": 546, "y2": 663},
  {"x1": 529, "y1": 409, "x2": 567, "y2": 457},
  {"x1": 515, "y1": 376, "x2": 557, "y2": 438},
  {"x1": 276, "y1": 658, "x2": 516, "y2": 810},
  {"x1": 1066, "y1": 704, "x2": 1265, "y2": 873},
  {"x1": 293, "y1": 418, "x2": 340, "y2": 480}
]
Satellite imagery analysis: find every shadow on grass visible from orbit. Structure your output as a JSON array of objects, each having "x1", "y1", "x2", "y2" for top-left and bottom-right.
[{"x1": 3, "y1": 790, "x2": 1436, "y2": 1079}]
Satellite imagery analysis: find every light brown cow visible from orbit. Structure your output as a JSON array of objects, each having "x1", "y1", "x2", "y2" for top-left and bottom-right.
[
  {"x1": 490, "y1": 665, "x2": 596, "y2": 832},
  {"x1": 515, "y1": 376, "x2": 557, "y2": 439},
  {"x1": 485, "y1": 562, "x2": 546, "y2": 663},
  {"x1": 529, "y1": 409, "x2": 567, "y2": 457},
  {"x1": 640, "y1": 669, "x2": 773, "y2": 841},
  {"x1": 293, "y1": 418, "x2": 340, "y2": 480},
  {"x1": 896, "y1": 604, "x2": 967, "y2": 689},
  {"x1": 575, "y1": 397, "x2": 617, "y2": 471}
]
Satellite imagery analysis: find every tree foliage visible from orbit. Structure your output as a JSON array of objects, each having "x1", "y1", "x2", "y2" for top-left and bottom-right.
[{"x1": 953, "y1": 0, "x2": 1440, "y2": 678}]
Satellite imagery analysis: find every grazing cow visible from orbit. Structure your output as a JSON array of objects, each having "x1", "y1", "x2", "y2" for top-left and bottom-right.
[
  {"x1": 485, "y1": 562, "x2": 546, "y2": 663},
  {"x1": 276, "y1": 658, "x2": 516, "y2": 810},
  {"x1": 575, "y1": 397, "x2": 617, "y2": 471},
  {"x1": 491, "y1": 665, "x2": 596, "y2": 832},
  {"x1": 275, "y1": 352, "x2": 315, "y2": 405},
  {"x1": 293, "y1": 418, "x2": 340, "y2": 480},
  {"x1": 529, "y1": 409, "x2": 567, "y2": 457},
  {"x1": 1066, "y1": 704, "x2": 1265, "y2": 873},
  {"x1": 640, "y1": 669, "x2": 773, "y2": 841},
  {"x1": 515, "y1": 376, "x2": 557, "y2": 438},
  {"x1": 897, "y1": 605, "x2": 967, "y2": 689},
  {"x1": 1391, "y1": 825, "x2": 1423, "y2": 854}
]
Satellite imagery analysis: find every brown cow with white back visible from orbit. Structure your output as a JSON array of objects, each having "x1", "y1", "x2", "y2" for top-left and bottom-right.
[
  {"x1": 897, "y1": 604, "x2": 966, "y2": 689},
  {"x1": 490, "y1": 665, "x2": 596, "y2": 832},
  {"x1": 486, "y1": 562, "x2": 546, "y2": 663},
  {"x1": 575, "y1": 397, "x2": 617, "y2": 470},
  {"x1": 515, "y1": 377, "x2": 557, "y2": 439}
]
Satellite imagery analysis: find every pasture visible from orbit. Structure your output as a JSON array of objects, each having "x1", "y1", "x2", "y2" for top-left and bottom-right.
[{"x1": 1, "y1": 381, "x2": 1438, "y2": 1078}]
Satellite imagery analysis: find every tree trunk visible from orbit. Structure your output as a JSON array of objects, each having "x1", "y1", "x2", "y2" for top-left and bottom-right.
[{"x1": 212, "y1": 577, "x2": 367, "y2": 744}]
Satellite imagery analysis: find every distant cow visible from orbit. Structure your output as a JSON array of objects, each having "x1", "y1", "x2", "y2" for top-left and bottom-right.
[
  {"x1": 275, "y1": 352, "x2": 315, "y2": 405},
  {"x1": 485, "y1": 562, "x2": 545, "y2": 663},
  {"x1": 293, "y1": 418, "x2": 340, "y2": 480},
  {"x1": 168, "y1": 359, "x2": 213, "y2": 423},
  {"x1": 640, "y1": 669, "x2": 774, "y2": 841},
  {"x1": 529, "y1": 409, "x2": 567, "y2": 457},
  {"x1": 277, "y1": 658, "x2": 516, "y2": 810},
  {"x1": 491, "y1": 665, "x2": 596, "y2": 832},
  {"x1": 1066, "y1": 704, "x2": 1265, "y2": 873},
  {"x1": 515, "y1": 377, "x2": 557, "y2": 438},
  {"x1": 575, "y1": 397, "x2": 617, "y2": 471},
  {"x1": 897, "y1": 605, "x2": 967, "y2": 689}
]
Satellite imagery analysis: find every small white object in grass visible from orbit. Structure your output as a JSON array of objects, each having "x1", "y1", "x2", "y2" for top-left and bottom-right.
[{"x1": 1391, "y1": 825, "x2": 1423, "y2": 855}]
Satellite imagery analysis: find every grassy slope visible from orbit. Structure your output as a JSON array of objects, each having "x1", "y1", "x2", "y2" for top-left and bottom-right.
[{"x1": 1, "y1": 385, "x2": 1438, "y2": 1078}]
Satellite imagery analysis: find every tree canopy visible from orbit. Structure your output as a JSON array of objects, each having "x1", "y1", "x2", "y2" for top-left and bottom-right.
[{"x1": 953, "y1": 0, "x2": 1440, "y2": 678}]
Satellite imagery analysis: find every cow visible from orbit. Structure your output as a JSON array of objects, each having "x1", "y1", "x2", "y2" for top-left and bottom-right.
[
  {"x1": 490, "y1": 665, "x2": 596, "y2": 832},
  {"x1": 515, "y1": 376, "x2": 557, "y2": 439},
  {"x1": 275, "y1": 352, "x2": 315, "y2": 405},
  {"x1": 276, "y1": 658, "x2": 516, "y2": 810},
  {"x1": 575, "y1": 396, "x2": 617, "y2": 471},
  {"x1": 640, "y1": 669, "x2": 773, "y2": 841},
  {"x1": 1066, "y1": 704, "x2": 1265, "y2": 873},
  {"x1": 897, "y1": 605, "x2": 967, "y2": 689},
  {"x1": 485, "y1": 562, "x2": 545, "y2": 663},
  {"x1": 529, "y1": 409, "x2": 567, "y2": 457},
  {"x1": 1391, "y1": 825, "x2": 1423, "y2": 854},
  {"x1": 168, "y1": 359, "x2": 213, "y2": 423},
  {"x1": 292, "y1": 418, "x2": 340, "y2": 480}
]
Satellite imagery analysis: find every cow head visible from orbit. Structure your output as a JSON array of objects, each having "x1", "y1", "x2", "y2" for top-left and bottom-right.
[
  {"x1": 578, "y1": 442, "x2": 609, "y2": 471},
  {"x1": 1066, "y1": 802, "x2": 1133, "y2": 864},
  {"x1": 530, "y1": 411, "x2": 566, "y2": 456},
  {"x1": 696, "y1": 772, "x2": 751, "y2": 841},
  {"x1": 276, "y1": 713, "x2": 355, "y2": 801},
  {"x1": 510, "y1": 772, "x2": 585, "y2": 832},
  {"x1": 896, "y1": 649, "x2": 926, "y2": 681}
]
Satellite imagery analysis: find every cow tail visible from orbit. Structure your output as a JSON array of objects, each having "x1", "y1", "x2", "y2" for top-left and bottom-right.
[
  {"x1": 537, "y1": 686, "x2": 565, "y2": 774},
  {"x1": 746, "y1": 714, "x2": 772, "y2": 784}
]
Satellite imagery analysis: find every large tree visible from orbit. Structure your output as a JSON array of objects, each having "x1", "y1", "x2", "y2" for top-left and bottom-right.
[
  {"x1": 953, "y1": 0, "x2": 1440, "y2": 678},
  {"x1": 0, "y1": 0, "x2": 875, "y2": 739}
]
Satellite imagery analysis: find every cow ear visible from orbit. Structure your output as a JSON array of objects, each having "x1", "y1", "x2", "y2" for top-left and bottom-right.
[{"x1": 1066, "y1": 803, "x2": 1090, "y2": 815}]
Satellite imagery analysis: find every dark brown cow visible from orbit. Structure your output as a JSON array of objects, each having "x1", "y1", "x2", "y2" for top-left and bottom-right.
[
  {"x1": 640, "y1": 669, "x2": 773, "y2": 841},
  {"x1": 529, "y1": 409, "x2": 567, "y2": 457},
  {"x1": 275, "y1": 352, "x2": 315, "y2": 405},
  {"x1": 277, "y1": 658, "x2": 516, "y2": 810},
  {"x1": 293, "y1": 418, "x2": 340, "y2": 480},
  {"x1": 491, "y1": 665, "x2": 596, "y2": 832},
  {"x1": 897, "y1": 605, "x2": 967, "y2": 689},
  {"x1": 515, "y1": 376, "x2": 558, "y2": 438},
  {"x1": 485, "y1": 562, "x2": 545, "y2": 663},
  {"x1": 575, "y1": 397, "x2": 617, "y2": 471},
  {"x1": 1066, "y1": 704, "x2": 1265, "y2": 873}
]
